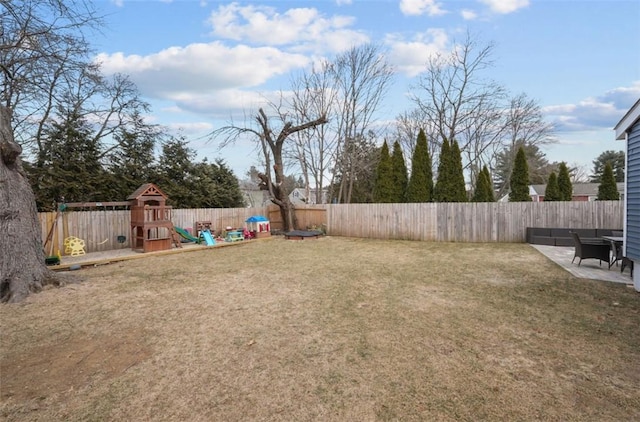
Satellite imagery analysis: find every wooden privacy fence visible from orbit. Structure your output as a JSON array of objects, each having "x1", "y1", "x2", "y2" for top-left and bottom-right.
[
  {"x1": 267, "y1": 204, "x2": 327, "y2": 231},
  {"x1": 326, "y1": 201, "x2": 624, "y2": 242},
  {"x1": 38, "y1": 201, "x2": 623, "y2": 254},
  {"x1": 39, "y1": 206, "x2": 269, "y2": 255}
]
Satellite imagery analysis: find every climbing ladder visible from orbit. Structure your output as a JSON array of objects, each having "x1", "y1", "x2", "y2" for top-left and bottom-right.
[{"x1": 169, "y1": 225, "x2": 183, "y2": 249}]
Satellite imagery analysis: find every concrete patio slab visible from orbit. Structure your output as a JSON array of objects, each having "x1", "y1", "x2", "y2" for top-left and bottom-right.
[{"x1": 531, "y1": 244, "x2": 633, "y2": 286}]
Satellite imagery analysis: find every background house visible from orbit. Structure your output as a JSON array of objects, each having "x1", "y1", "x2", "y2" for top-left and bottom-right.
[
  {"x1": 528, "y1": 182, "x2": 625, "y2": 202},
  {"x1": 614, "y1": 98, "x2": 640, "y2": 291},
  {"x1": 499, "y1": 182, "x2": 625, "y2": 202},
  {"x1": 289, "y1": 187, "x2": 329, "y2": 205},
  {"x1": 239, "y1": 181, "x2": 270, "y2": 207}
]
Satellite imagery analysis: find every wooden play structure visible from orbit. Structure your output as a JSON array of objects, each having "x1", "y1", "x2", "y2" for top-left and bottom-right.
[{"x1": 128, "y1": 183, "x2": 181, "y2": 253}]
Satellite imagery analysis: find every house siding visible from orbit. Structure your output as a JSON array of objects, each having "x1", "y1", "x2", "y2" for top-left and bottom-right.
[{"x1": 627, "y1": 122, "x2": 640, "y2": 260}]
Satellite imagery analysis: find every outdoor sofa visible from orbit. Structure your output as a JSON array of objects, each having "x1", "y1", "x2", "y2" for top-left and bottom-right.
[{"x1": 525, "y1": 227, "x2": 622, "y2": 247}]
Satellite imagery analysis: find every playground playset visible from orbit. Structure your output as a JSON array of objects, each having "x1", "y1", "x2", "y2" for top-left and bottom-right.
[{"x1": 43, "y1": 186, "x2": 273, "y2": 266}]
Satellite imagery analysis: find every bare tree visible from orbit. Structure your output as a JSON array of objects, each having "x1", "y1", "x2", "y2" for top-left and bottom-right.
[
  {"x1": 409, "y1": 32, "x2": 508, "y2": 185},
  {"x1": 406, "y1": 32, "x2": 554, "y2": 190},
  {"x1": 212, "y1": 107, "x2": 327, "y2": 231},
  {"x1": 491, "y1": 93, "x2": 555, "y2": 197},
  {"x1": 570, "y1": 163, "x2": 590, "y2": 184},
  {"x1": 330, "y1": 44, "x2": 394, "y2": 203},
  {"x1": 1, "y1": 0, "x2": 101, "y2": 302},
  {"x1": 411, "y1": 33, "x2": 500, "y2": 145},
  {"x1": 288, "y1": 61, "x2": 339, "y2": 204}
]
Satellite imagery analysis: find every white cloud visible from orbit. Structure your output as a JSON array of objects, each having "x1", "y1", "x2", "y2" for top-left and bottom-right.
[
  {"x1": 479, "y1": 0, "x2": 529, "y2": 14},
  {"x1": 543, "y1": 82, "x2": 640, "y2": 132},
  {"x1": 170, "y1": 89, "x2": 276, "y2": 118},
  {"x1": 461, "y1": 9, "x2": 478, "y2": 20},
  {"x1": 335, "y1": 0, "x2": 353, "y2": 5},
  {"x1": 110, "y1": 0, "x2": 123, "y2": 7},
  {"x1": 385, "y1": 29, "x2": 449, "y2": 77},
  {"x1": 95, "y1": 41, "x2": 310, "y2": 100},
  {"x1": 399, "y1": 0, "x2": 447, "y2": 17},
  {"x1": 207, "y1": 3, "x2": 368, "y2": 54},
  {"x1": 166, "y1": 121, "x2": 214, "y2": 134}
]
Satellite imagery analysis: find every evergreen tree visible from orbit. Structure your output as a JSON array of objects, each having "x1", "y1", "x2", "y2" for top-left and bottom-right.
[
  {"x1": 449, "y1": 140, "x2": 467, "y2": 202},
  {"x1": 597, "y1": 162, "x2": 620, "y2": 200},
  {"x1": 406, "y1": 129, "x2": 433, "y2": 202},
  {"x1": 374, "y1": 141, "x2": 394, "y2": 203},
  {"x1": 390, "y1": 140, "x2": 408, "y2": 202},
  {"x1": 494, "y1": 141, "x2": 554, "y2": 198},
  {"x1": 433, "y1": 138, "x2": 451, "y2": 202},
  {"x1": 472, "y1": 165, "x2": 494, "y2": 202},
  {"x1": 155, "y1": 135, "x2": 198, "y2": 208},
  {"x1": 434, "y1": 139, "x2": 466, "y2": 202},
  {"x1": 590, "y1": 150, "x2": 625, "y2": 182},
  {"x1": 509, "y1": 146, "x2": 532, "y2": 202},
  {"x1": 28, "y1": 109, "x2": 107, "y2": 210},
  {"x1": 557, "y1": 162, "x2": 572, "y2": 201},
  {"x1": 544, "y1": 172, "x2": 561, "y2": 201},
  {"x1": 106, "y1": 111, "x2": 159, "y2": 200},
  {"x1": 190, "y1": 159, "x2": 244, "y2": 208},
  {"x1": 482, "y1": 166, "x2": 495, "y2": 202}
]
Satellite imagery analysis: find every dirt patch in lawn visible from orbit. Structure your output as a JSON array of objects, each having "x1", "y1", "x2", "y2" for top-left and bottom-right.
[
  {"x1": 1, "y1": 329, "x2": 151, "y2": 402},
  {"x1": 2, "y1": 237, "x2": 639, "y2": 421}
]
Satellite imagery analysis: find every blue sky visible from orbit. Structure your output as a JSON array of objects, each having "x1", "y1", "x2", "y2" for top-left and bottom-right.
[{"x1": 93, "y1": 0, "x2": 640, "y2": 180}]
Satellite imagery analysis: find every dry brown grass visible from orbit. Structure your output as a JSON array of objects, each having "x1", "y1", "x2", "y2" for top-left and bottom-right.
[{"x1": 2, "y1": 237, "x2": 640, "y2": 421}]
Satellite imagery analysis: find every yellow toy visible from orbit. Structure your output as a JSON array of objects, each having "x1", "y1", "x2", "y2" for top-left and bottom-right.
[{"x1": 64, "y1": 236, "x2": 86, "y2": 256}]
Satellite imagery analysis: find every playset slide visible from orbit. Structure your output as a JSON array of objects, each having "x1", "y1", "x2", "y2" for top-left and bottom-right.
[
  {"x1": 175, "y1": 227, "x2": 201, "y2": 243},
  {"x1": 201, "y1": 230, "x2": 216, "y2": 246}
]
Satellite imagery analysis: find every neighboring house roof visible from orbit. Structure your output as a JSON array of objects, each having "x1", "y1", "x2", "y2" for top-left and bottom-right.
[
  {"x1": 530, "y1": 183, "x2": 625, "y2": 197},
  {"x1": 501, "y1": 182, "x2": 625, "y2": 201},
  {"x1": 530, "y1": 185, "x2": 545, "y2": 196},
  {"x1": 615, "y1": 98, "x2": 640, "y2": 140}
]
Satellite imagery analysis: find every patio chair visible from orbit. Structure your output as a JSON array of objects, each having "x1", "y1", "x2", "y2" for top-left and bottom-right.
[
  {"x1": 621, "y1": 257, "x2": 634, "y2": 277},
  {"x1": 611, "y1": 230, "x2": 623, "y2": 237},
  {"x1": 606, "y1": 238, "x2": 623, "y2": 269},
  {"x1": 570, "y1": 232, "x2": 610, "y2": 267}
]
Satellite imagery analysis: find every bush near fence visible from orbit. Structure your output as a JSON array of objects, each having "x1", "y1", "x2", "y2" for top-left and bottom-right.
[{"x1": 38, "y1": 201, "x2": 622, "y2": 254}]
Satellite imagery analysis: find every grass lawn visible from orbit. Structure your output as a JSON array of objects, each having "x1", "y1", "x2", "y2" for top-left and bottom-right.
[{"x1": 1, "y1": 237, "x2": 639, "y2": 421}]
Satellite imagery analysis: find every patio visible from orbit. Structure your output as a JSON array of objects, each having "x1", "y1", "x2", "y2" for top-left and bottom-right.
[{"x1": 531, "y1": 244, "x2": 634, "y2": 286}]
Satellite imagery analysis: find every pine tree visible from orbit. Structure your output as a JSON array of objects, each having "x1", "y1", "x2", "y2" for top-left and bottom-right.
[
  {"x1": 482, "y1": 166, "x2": 495, "y2": 202},
  {"x1": 374, "y1": 141, "x2": 394, "y2": 203},
  {"x1": 28, "y1": 109, "x2": 107, "y2": 210},
  {"x1": 106, "y1": 112, "x2": 159, "y2": 200},
  {"x1": 406, "y1": 129, "x2": 433, "y2": 202},
  {"x1": 544, "y1": 172, "x2": 561, "y2": 201},
  {"x1": 509, "y1": 146, "x2": 532, "y2": 202},
  {"x1": 449, "y1": 140, "x2": 467, "y2": 202},
  {"x1": 433, "y1": 139, "x2": 451, "y2": 202},
  {"x1": 390, "y1": 140, "x2": 408, "y2": 203},
  {"x1": 557, "y1": 162, "x2": 572, "y2": 201},
  {"x1": 155, "y1": 135, "x2": 198, "y2": 208},
  {"x1": 472, "y1": 165, "x2": 494, "y2": 202},
  {"x1": 597, "y1": 162, "x2": 620, "y2": 200},
  {"x1": 191, "y1": 159, "x2": 244, "y2": 208}
]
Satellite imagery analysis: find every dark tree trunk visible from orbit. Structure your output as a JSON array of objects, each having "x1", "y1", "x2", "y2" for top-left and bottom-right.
[
  {"x1": 271, "y1": 164, "x2": 297, "y2": 232},
  {"x1": 1, "y1": 106, "x2": 59, "y2": 303},
  {"x1": 253, "y1": 108, "x2": 326, "y2": 232}
]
